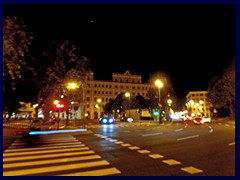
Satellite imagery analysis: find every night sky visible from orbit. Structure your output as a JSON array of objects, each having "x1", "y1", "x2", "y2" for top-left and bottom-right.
[{"x1": 3, "y1": 4, "x2": 235, "y2": 99}]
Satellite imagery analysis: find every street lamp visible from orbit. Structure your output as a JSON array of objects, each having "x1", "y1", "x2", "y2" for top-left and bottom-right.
[
  {"x1": 155, "y1": 80, "x2": 163, "y2": 105},
  {"x1": 97, "y1": 98, "x2": 102, "y2": 118},
  {"x1": 125, "y1": 92, "x2": 131, "y2": 118},
  {"x1": 66, "y1": 82, "x2": 78, "y2": 126},
  {"x1": 155, "y1": 80, "x2": 163, "y2": 123}
]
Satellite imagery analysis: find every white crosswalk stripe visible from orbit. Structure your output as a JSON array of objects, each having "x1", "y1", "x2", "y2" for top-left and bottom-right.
[{"x1": 3, "y1": 134, "x2": 121, "y2": 176}]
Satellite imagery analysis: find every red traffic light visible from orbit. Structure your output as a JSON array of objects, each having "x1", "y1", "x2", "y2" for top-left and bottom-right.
[{"x1": 54, "y1": 103, "x2": 65, "y2": 111}]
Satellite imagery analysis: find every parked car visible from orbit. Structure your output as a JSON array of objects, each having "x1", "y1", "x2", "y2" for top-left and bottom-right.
[
  {"x1": 120, "y1": 116, "x2": 134, "y2": 123},
  {"x1": 193, "y1": 117, "x2": 203, "y2": 125},
  {"x1": 201, "y1": 117, "x2": 211, "y2": 123},
  {"x1": 99, "y1": 117, "x2": 115, "y2": 124},
  {"x1": 192, "y1": 117, "x2": 211, "y2": 125},
  {"x1": 183, "y1": 116, "x2": 193, "y2": 124}
]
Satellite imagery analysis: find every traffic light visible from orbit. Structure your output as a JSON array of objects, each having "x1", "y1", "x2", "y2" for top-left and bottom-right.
[
  {"x1": 73, "y1": 101, "x2": 79, "y2": 110},
  {"x1": 54, "y1": 103, "x2": 65, "y2": 111},
  {"x1": 153, "y1": 109, "x2": 159, "y2": 116}
]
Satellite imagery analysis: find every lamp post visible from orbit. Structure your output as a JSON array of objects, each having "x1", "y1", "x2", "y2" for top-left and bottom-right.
[
  {"x1": 155, "y1": 80, "x2": 163, "y2": 123},
  {"x1": 66, "y1": 82, "x2": 78, "y2": 126},
  {"x1": 125, "y1": 92, "x2": 131, "y2": 118},
  {"x1": 97, "y1": 98, "x2": 102, "y2": 118}
]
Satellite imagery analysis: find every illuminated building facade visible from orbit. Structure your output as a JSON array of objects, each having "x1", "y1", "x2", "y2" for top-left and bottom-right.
[
  {"x1": 82, "y1": 70, "x2": 151, "y2": 119},
  {"x1": 185, "y1": 91, "x2": 211, "y2": 117}
]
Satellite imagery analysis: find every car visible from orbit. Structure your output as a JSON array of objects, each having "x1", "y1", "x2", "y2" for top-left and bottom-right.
[
  {"x1": 201, "y1": 117, "x2": 211, "y2": 123},
  {"x1": 120, "y1": 116, "x2": 134, "y2": 123},
  {"x1": 99, "y1": 117, "x2": 115, "y2": 124},
  {"x1": 193, "y1": 117, "x2": 211, "y2": 125},
  {"x1": 183, "y1": 116, "x2": 193, "y2": 124},
  {"x1": 193, "y1": 117, "x2": 203, "y2": 125}
]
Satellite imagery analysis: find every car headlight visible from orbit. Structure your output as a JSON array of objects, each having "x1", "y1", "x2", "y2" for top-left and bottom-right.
[
  {"x1": 102, "y1": 119, "x2": 107, "y2": 123},
  {"x1": 108, "y1": 118, "x2": 113, "y2": 123}
]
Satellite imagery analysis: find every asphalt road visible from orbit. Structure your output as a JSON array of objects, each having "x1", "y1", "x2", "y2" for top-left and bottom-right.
[
  {"x1": 3, "y1": 120, "x2": 235, "y2": 176},
  {"x1": 74, "y1": 120, "x2": 235, "y2": 176}
]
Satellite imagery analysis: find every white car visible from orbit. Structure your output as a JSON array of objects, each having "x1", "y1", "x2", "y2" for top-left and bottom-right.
[{"x1": 201, "y1": 117, "x2": 211, "y2": 123}]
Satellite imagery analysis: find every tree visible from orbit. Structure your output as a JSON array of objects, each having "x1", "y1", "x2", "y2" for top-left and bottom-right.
[
  {"x1": 3, "y1": 15, "x2": 34, "y2": 118},
  {"x1": 208, "y1": 58, "x2": 235, "y2": 118},
  {"x1": 33, "y1": 40, "x2": 90, "y2": 121},
  {"x1": 3, "y1": 15, "x2": 34, "y2": 86}
]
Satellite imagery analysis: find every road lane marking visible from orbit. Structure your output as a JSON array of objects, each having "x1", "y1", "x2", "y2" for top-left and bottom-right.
[
  {"x1": 181, "y1": 166, "x2": 203, "y2": 174},
  {"x1": 109, "y1": 139, "x2": 117, "y2": 142},
  {"x1": 59, "y1": 167, "x2": 121, "y2": 176},
  {"x1": 138, "y1": 150, "x2": 151, "y2": 154},
  {"x1": 3, "y1": 160, "x2": 110, "y2": 176},
  {"x1": 5, "y1": 144, "x2": 85, "y2": 152},
  {"x1": 175, "y1": 128, "x2": 183, "y2": 132},
  {"x1": 120, "y1": 143, "x2": 131, "y2": 147},
  {"x1": 162, "y1": 159, "x2": 181, "y2": 165},
  {"x1": 128, "y1": 146, "x2": 140, "y2": 150},
  {"x1": 14, "y1": 136, "x2": 76, "y2": 142},
  {"x1": 229, "y1": 142, "x2": 235, "y2": 146},
  {"x1": 148, "y1": 154, "x2": 164, "y2": 159},
  {"x1": 115, "y1": 141, "x2": 124, "y2": 144},
  {"x1": 3, "y1": 147, "x2": 90, "y2": 157},
  {"x1": 11, "y1": 139, "x2": 79, "y2": 145},
  {"x1": 177, "y1": 135, "x2": 199, "y2": 141},
  {"x1": 9, "y1": 142, "x2": 84, "y2": 148},
  {"x1": 142, "y1": 132, "x2": 162, "y2": 137},
  {"x1": 3, "y1": 150, "x2": 95, "y2": 162},
  {"x1": 105, "y1": 138, "x2": 113, "y2": 140},
  {"x1": 4, "y1": 155, "x2": 102, "y2": 169}
]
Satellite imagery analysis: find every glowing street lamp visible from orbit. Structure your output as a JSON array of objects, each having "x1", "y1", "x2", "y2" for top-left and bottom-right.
[
  {"x1": 66, "y1": 82, "x2": 78, "y2": 126},
  {"x1": 155, "y1": 80, "x2": 163, "y2": 105},
  {"x1": 167, "y1": 99, "x2": 172, "y2": 106},
  {"x1": 97, "y1": 98, "x2": 102, "y2": 117},
  {"x1": 125, "y1": 92, "x2": 131, "y2": 117}
]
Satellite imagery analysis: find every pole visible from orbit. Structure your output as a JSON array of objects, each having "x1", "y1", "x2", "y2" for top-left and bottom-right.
[
  {"x1": 66, "y1": 89, "x2": 70, "y2": 127},
  {"x1": 158, "y1": 87, "x2": 161, "y2": 105},
  {"x1": 129, "y1": 96, "x2": 131, "y2": 118},
  {"x1": 57, "y1": 109, "x2": 60, "y2": 130},
  {"x1": 158, "y1": 87, "x2": 162, "y2": 124}
]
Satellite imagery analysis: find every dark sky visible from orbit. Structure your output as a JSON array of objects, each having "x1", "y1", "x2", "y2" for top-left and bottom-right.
[{"x1": 4, "y1": 4, "x2": 235, "y2": 99}]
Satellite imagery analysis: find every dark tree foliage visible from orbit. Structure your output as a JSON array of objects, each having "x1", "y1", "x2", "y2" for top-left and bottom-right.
[
  {"x1": 3, "y1": 15, "x2": 35, "y2": 117},
  {"x1": 208, "y1": 58, "x2": 235, "y2": 118}
]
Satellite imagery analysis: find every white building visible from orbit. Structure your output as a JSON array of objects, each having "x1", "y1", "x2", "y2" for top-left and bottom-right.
[{"x1": 185, "y1": 91, "x2": 211, "y2": 117}]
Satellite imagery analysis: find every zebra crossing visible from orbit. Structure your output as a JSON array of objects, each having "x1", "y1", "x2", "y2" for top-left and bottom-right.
[{"x1": 3, "y1": 134, "x2": 121, "y2": 176}]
